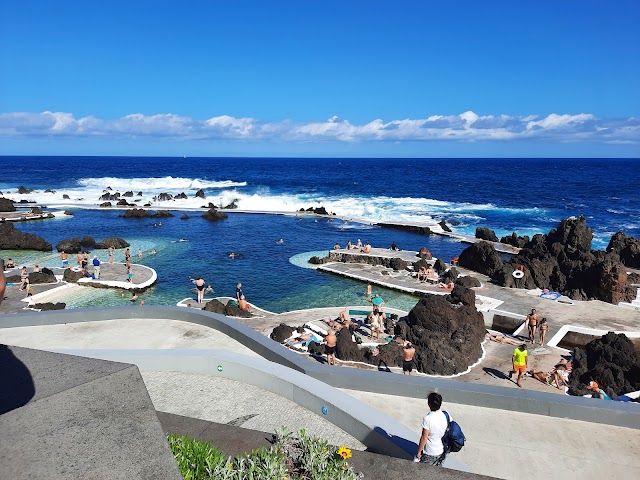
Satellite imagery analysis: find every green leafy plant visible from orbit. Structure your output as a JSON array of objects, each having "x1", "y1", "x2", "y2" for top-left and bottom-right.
[{"x1": 167, "y1": 427, "x2": 363, "y2": 480}]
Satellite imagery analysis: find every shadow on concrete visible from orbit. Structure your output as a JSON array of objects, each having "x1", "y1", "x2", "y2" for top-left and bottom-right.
[
  {"x1": 483, "y1": 367, "x2": 510, "y2": 381},
  {"x1": 0, "y1": 344, "x2": 35, "y2": 414},
  {"x1": 372, "y1": 426, "x2": 416, "y2": 460}
]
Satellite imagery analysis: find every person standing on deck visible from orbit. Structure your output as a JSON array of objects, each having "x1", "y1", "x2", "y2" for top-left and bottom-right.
[
  {"x1": 538, "y1": 317, "x2": 549, "y2": 346},
  {"x1": 526, "y1": 308, "x2": 539, "y2": 344},
  {"x1": 509, "y1": 344, "x2": 528, "y2": 388},
  {"x1": 92, "y1": 256, "x2": 101, "y2": 279},
  {"x1": 60, "y1": 251, "x2": 69, "y2": 268},
  {"x1": 194, "y1": 275, "x2": 205, "y2": 303},
  {"x1": 415, "y1": 392, "x2": 448, "y2": 465},
  {"x1": 403, "y1": 342, "x2": 416, "y2": 375},
  {"x1": 236, "y1": 283, "x2": 243, "y2": 301}
]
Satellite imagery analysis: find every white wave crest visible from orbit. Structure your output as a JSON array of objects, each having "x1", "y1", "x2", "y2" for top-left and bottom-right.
[{"x1": 77, "y1": 176, "x2": 246, "y2": 191}]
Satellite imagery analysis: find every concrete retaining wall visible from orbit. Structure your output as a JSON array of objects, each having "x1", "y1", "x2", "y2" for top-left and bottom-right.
[{"x1": 1, "y1": 306, "x2": 639, "y2": 430}]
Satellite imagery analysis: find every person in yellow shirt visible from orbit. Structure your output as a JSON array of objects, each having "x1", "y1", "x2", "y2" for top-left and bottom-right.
[{"x1": 509, "y1": 344, "x2": 528, "y2": 388}]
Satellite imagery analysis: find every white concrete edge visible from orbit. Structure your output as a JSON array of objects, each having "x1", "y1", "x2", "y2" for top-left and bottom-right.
[
  {"x1": 547, "y1": 324, "x2": 640, "y2": 351},
  {"x1": 43, "y1": 347, "x2": 467, "y2": 472}
]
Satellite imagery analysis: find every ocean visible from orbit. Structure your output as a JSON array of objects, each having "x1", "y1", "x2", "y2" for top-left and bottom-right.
[{"x1": 1, "y1": 156, "x2": 639, "y2": 312}]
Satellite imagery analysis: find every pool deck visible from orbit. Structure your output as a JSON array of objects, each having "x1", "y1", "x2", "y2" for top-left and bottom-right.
[{"x1": 1, "y1": 262, "x2": 156, "y2": 314}]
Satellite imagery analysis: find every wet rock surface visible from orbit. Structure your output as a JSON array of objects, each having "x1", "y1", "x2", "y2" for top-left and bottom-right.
[
  {"x1": 568, "y1": 332, "x2": 640, "y2": 399},
  {"x1": 0, "y1": 198, "x2": 16, "y2": 212},
  {"x1": 32, "y1": 302, "x2": 66, "y2": 311},
  {"x1": 123, "y1": 208, "x2": 152, "y2": 218},
  {"x1": 270, "y1": 324, "x2": 295, "y2": 343},
  {"x1": 202, "y1": 208, "x2": 228, "y2": 221},
  {"x1": 458, "y1": 240, "x2": 503, "y2": 276}
]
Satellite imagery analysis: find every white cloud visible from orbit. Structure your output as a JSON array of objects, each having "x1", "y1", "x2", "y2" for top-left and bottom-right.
[{"x1": 0, "y1": 110, "x2": 638, "y2": 144}]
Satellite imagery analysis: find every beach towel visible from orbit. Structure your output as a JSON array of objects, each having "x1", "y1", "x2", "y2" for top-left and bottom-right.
[{"x1": 540, "y1": 291, "x2": 562, "y2": 301}]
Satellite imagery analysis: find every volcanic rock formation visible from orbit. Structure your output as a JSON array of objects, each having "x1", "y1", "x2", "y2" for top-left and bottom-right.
[
  {"x1": 568, "y1": 332, "x2": 640, "y2": 399},
  {"x1": 202, "y1": 208, "x2": 228, "y2": 221},
  {"x1": 0, "y1": 223, "x2": 52, "y2": 251},
  {"x1": 475, "y1": 226, "x2": 498, "y2": 242},
  {"x1": 607, "y1": 232, "x2": 640, "y2": 268}
]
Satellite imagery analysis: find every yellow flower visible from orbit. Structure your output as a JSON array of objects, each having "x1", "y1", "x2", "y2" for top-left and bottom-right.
[{"x1": 337, "y1": 446, "x2": 352, "y2": 459}]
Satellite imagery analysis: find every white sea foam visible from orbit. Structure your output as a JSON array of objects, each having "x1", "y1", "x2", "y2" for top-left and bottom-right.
[{"x1": 1, "y1": 176, "x2": 550, "y2": 230}]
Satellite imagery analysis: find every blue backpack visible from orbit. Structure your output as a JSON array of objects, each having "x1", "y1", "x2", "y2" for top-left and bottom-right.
[{"x1": 442, "y1": 411, "x2": 465, "y2": 453}]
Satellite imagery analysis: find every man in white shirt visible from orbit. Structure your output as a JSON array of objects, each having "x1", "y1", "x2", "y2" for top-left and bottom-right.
[{"x1": 416, "y1": 392, "x2": 449, "y2": 465}]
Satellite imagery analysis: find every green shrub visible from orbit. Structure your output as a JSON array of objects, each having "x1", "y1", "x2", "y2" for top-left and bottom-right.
[{"x1": 167, "y1": 427, "x2": 362, "y2": 480}]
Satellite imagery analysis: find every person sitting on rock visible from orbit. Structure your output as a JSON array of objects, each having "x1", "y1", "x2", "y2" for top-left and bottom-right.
[
  {"x1": 425, "y1": 267, "x2": 439, "y2": 283},
  {"x1": 5, "y1": 258, "x2": 16, "y2": 269},
  {"x1": 438, "y1": 281, "x2": 455, "y2": 290},
  {"x1": 238, "y1": 295, "x2": 251, "y2": 312},
  {"x1": 586, "y1": 381, "x2": 612, "y2": 400},
  {"x1": 32, "y1": 264, "x2": 40, "y2": 273},
  {"x1": 417, "y1": 266, "x2": 428, "y2": 283},
  {"x1": 361, "y1": 243, "x2": 371, "y2": 253},
  {"x1": 333, "y1": 243, "x2": 341, "y2": 250}
]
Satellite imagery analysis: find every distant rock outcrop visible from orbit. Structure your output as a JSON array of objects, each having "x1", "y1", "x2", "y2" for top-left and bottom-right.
[
  {"x1": 0, "y1": 198, "x2": 16, "y2": 212},
  {"x1": 202, "y1": 208, "x2": 228, "y2": 221},
  {"x1": 56, "y1": 238, "x2": 82, "y2": 253},
  {"x1": 100, "y1": 202, "x2": 112, "y2": 207},
  {"x1": 152, "y1": 210, "x2": 174, "y2": 218},
  {"x1": 180, "y1": 214, "x2": 190, "y2": 220},
  {"x1": 459, "y1": 217, "x2": 638, "y2": 304},
  {"x1": 175, "y1": 192, "x2": 187, "y2": 200},
  {"x1": 195, "y1": 189, "x2": 205, "y2": 199},
  {"x1": 500, "y1": 232, "x2": 530, "y2": 248},
  {"x1": 475, "y1": 226, "x2": 499, "y2": 242},
  {"x1": 123, "y1": 208, "x2": 151, "y2": 218},
  {"x1": 17, "y1": 186, "x2": 33, "y2": 194},
  {"x1": 0, "y1": 223, "x2": 52, "y2": 251},
  {"x1": 607, "y1": 232, "x2": 640, "y2": 268},
  {"x1": 438, "y1": 220, "x2": 452, "y2": 232},
  {"x1": 568, "y1": 332, "x2": 640, "y2": 399},
  {"x1": 95, "y1": 237, "x2": 129, "y2": 249}
]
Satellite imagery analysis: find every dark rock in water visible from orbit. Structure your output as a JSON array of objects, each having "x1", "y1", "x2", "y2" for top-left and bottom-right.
[
  {"x1": 202, "y1": 208, "x2": 228, "y2": 221},
  {"x1": 95, "y1": 237, "x2": 129, "y2": 249},
  {"x1": 100, "y1": 193, "x2": 115, "y2": 201},
  {"x1": 202, "y1": 202, "x2": 218, "y2": 209},
  {"x1": 122, "y1": 191, "x2": 134, "y2": 197},
  {"x1": 0, "y1": 198, "x2": 16, "y2": 212},
  {"x1": 123, "y1": 208, "x2": 151, "y2": 218},
  {"x1": 475, "y1": 226, "x2": 498, "y2": 242},
  {"x1": 100, "y1": 202, "x2": 112, "y2": 207},
  {"x1": 328, "y1": 251, "x2": 407, "y2": 270},
  {"x1": 144, "y1": 203, "x2": 152, "y2": 207},
  {"x1": 568, "y1": 332, "x2": 640, "y2": 399},
  {"x1": 195, "y1": 189, "x2": 205, "y2": 199},
  {"x1": 56, "y1": 238, "x2": 82, "y2": 253},
  {"x1": 458, "y1": 241, "x2": 504, "y2": 276},
  {"x1": 152, "y1": 210, "x2": 174, "y2": 218},
  {"x1": 157, "y1": 193, "x2": 173, "y2": 201},
  {"x1": 18, "y1": 199, "x2": 34, "y2": 204},
  {"x1": 455, "y1": 276, "x2": 481, "y2": 288},
  {"x1": 417, "y1": 247, "x2": 432, "y2": 259},
  {"x1": 398, "y1": 289, "x2": 485, "y2": 375},
  {"x1": 80, "y1": 236, "x2": 96, "y2": 248},
  {"x1": 137, "y1": 191, "x2": 143, "y2": 196},
  {"x1": 314, "y1": 206, "x2": 328, "y2": 215},
  {"x1": 434, "y1": 258, "x2": 447, "y2": 273},
  {"x1": 17, "y1": 186, "x2": 33, "y2": 194},
  {"x1": 106, "y1": 186, "x2": 112, "y2": 191},
  {"x1": 44, "y1": 189, "x2": 56, "y2": 194},
  {"x1": 63, "y1": 211, "x2": 73, "y2": 216},
  {"x1": 28, "y1": 271, "x2": 57, "y2": 284},
  {"x1": 306, "y1": 207, "x2": 314, "y2": 212},
  {"x1": 607, "y1": 232, "x2": 640, "y2": 268},
  {"x1": 309, "y1": 255, "x2": 331, "y2": 265},
  {"x1": 202, "y1": 299, "x2": 226, "y2": 314},
  {"x1": 33, "y1": 302, "x2": 66, "y2": 311},
  {"x1": 63, "y1": 268, "x2": 85, "y2": 283},
  {"x1": 0, "y1": 223, "x2": 52, "y2": 251},
  {"x1": 180, "y1": 214, "x2": 190, "y2": 220},
  {"x1": 116, "y1": 199, "x2": 133, "y2": 206},
  {"x1": 63, "y1": 194, "x2": 70, "y2": 199},
  {"x1": 500, "y1": 232, "x2": 530, "y2": 248},
  {"x1": 270, "y1": 324, "x2": 295, "y2": 343},
  {"x1": 298, "y1": 208, "x2": 305, "y2": 212},
  {"x1": 335, "y1": 328, "x2": 366, "y2": 362},
  {"x1": 438, "y1": 220, "x2": 452, "y2": 233},
  {"x1": 223, "y1": 199, "x2": 239, "y2": 209},
  {"x1": 175, "y1": 192, "x2": 187, "y2": 200}
]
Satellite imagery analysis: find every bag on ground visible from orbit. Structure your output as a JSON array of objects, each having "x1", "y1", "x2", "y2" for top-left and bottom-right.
[{"x1": 442, "y1": 411, "x2": 465, "y2": 453}]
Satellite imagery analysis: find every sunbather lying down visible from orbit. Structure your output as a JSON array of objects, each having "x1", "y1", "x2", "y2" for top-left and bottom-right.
[
  {"x1": 485, "y1": 332, "x2": 521, "y2": 345},
  {"x1": 285, "y1": 332, "x2": 322, "y2": 348},
  {"x1": 529, "y1": 361, "x2": 571, "y2": 390}
]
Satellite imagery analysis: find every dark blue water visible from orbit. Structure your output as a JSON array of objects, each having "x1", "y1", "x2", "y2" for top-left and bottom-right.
[{"x1": 2, "y1": 156, "x2": 639, "y2": 311}]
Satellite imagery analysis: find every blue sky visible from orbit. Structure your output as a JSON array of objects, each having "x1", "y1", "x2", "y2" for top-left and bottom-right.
[{"x1": 1, "y1": 0, "x2": 639, "y2": 157}]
